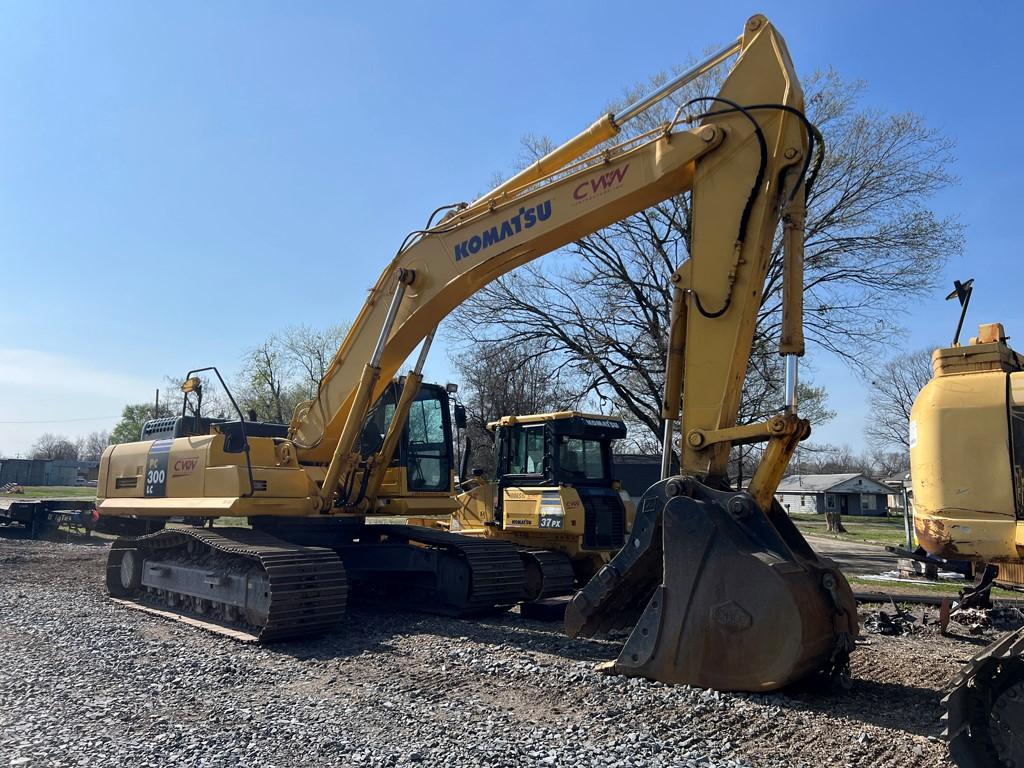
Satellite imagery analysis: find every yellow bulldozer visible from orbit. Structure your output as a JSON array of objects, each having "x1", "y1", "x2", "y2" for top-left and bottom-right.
[
  {"x1": 98, "y1": 14, "x2": 860, "y2": 694},
  {"x1": 417, "y1": 410, "x2": 636, "y2": 599}
]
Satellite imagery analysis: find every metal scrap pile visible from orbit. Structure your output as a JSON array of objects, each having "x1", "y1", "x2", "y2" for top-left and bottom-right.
[
  {"x1": 949, "y1": 605, "x2": 1024, "y2": 634},
  {"x1": 862, "y1": 608, "x2": 920, "y2": 636}
]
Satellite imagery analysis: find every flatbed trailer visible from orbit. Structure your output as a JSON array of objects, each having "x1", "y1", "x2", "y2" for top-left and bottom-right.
[{"x1": 0, "y1": 497, "x2": 98, "y2": 538}]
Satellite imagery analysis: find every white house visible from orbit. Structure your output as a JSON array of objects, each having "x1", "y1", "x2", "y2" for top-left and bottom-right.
[{"x1": 775, "y1": 473, "x2": 892, "y2": 517}]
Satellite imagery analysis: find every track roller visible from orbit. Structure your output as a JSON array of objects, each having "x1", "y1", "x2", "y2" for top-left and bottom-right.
[
  {"x1": 107, "y1": 527, "x2": 348, "y2": 642},
  {"x1": 520, "y1": 550, "x2": 576, "y2": 601}
]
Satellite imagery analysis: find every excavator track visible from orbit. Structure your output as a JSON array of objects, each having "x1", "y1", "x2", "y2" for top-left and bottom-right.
[
  {"x1": 106, "y1": 527, "x2": 347, "y2": 642},
  {"x1": 945, "y1": 626, "x2": 1024, "y2": 767},
  {"x1": 364, "y1": 525, "x2": 526, "y2": 614},
  {"x1": 520, "y1": 550, "x2": 576, "y2": 601}
]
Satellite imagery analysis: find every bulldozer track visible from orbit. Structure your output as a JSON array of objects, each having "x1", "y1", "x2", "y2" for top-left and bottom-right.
[
  {"x1": 944, "y1": 625, "x2": 1024, "y2": 767},
  {"x1": 107, "y1": 527, "x2": 347, "y2": 642},
  {"x1": 371, "y1": 525, "x2": 526, "y2": 613},
  {"x1": 521, "y1": 549, "x2": 576, "y2": 601}
]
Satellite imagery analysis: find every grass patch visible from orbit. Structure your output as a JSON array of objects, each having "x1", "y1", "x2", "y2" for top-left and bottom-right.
[
  {"x1": 0, "y1": 485, "x2": 96, "y2": 499},
  {"x1": 848, "y1": 576, "x2": 964, "y2": 596},
  {"x1": 848, "y1": 575, "x2": 1023, "y2": 601},
  {"x1": 789, "y1": 512, "x2": 909, "y2": 548}
]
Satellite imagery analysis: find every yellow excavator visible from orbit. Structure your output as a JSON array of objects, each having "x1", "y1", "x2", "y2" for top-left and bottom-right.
[
  {"x1": 911, "y1": 292, "x2": 1024, "y2": 766},
  {"x1": 97, "y1": 14, "x2": 858, "y2": 692}
]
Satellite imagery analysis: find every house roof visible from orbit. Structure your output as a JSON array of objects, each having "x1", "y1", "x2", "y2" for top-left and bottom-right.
[{"x1": 776, "y1": 473, "x2": 892, "y2": 495}]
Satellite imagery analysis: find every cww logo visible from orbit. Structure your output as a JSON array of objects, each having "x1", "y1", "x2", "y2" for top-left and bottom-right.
[
  {"x1": 573, "y1": 163, "x2": 630, "y2": 202},
  {"x1": 172, "y1": 457, "x2": 200, "y2": 477}
]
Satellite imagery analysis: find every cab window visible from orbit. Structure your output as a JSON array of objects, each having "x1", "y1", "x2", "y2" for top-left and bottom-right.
[
  {"x1": 510, "y1": 427, "x2": 545, "y2": 475},
  {"x1": 406, "y1": 394, "x2": 450, "y2": 491},
  {"x1": 360, "y1": 388, "x2": 397, "y2": 457},
  {"x1": 558, "y1": 437, "x2": 606, "y2": 481}
]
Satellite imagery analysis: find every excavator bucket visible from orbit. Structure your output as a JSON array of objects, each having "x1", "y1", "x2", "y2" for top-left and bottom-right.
[{"x1": 565, "y1": 477, "x2": 858, "y2": 691}]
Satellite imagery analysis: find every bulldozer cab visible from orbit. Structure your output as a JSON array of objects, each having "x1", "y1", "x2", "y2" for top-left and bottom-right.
[
  {"x1": 491, "y1": 413, "x2": 628, "y2": 533},
  {"x1": 492, "y1": 412, "x2": 626, "y2": 490},
  {"x1": 441, "y1": 411, "x2": 632, "y2": 587}
]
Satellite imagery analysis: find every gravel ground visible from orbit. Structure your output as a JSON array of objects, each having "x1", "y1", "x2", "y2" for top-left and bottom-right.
[{"x1": 0, "y1": 532, "x2": 994, "y2": 768}]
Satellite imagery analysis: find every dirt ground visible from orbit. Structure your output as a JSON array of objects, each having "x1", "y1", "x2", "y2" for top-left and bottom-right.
[{"x1": 0, "y1": 530, "x2": 997, "y2": 767}]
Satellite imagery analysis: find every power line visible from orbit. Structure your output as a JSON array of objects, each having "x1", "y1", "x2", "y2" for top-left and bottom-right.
[{"x1": 0, "y1": 416, "x2": 118, "y2": 425}]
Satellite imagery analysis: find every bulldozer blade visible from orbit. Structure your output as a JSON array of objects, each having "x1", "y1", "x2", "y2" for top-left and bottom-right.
[{"x1": 565, "y1": 477, "x2": 858, "y2": 692}]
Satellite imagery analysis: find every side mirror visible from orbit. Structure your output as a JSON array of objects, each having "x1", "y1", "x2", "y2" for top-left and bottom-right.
[{"x1": 454, "y1": 403, "x2": 468, "y2": 430}]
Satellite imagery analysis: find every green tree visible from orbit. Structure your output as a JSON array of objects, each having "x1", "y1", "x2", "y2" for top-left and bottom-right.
[{"x1": 110, "y1": 402, "x2": 172, "y2": 444}]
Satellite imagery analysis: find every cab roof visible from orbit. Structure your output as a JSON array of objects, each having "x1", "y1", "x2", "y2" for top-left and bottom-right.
[{"x1": 485, "y1": 411, "x2": 622, "y2": 442}]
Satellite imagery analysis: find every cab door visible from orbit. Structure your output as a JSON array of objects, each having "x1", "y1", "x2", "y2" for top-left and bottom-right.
[{"x1": 495, "y1": 424, "x2": 550, "y2": 525}]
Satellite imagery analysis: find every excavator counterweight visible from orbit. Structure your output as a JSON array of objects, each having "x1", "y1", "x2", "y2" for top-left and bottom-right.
[{"x1": 911, "y1": 316, "x2": 1024, "y2": 766}]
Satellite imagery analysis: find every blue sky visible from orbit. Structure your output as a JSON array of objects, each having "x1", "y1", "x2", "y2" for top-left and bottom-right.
[{"x1": 1, "y1": 2, "x2": 1020, "y2": 456}]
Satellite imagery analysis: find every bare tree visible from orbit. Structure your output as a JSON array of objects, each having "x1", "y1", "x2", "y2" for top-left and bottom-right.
[
  {"x1": 453, "y1": 339, "x2": 585, "y2": 477},
  {"x1": 78, "y1": 430, "x2": 110, "y2": 461},
  {"x1": 867, "y1": 447, "x2": 910, "y2": 478},
  {"x1": 238, "y1": 337, "x2": 299, "y2": 423},
  {"x1": 158, "y1": 373, "x2": 234, "y2": 422},
  {"x1": 865, "y1": 348, "x2": 933, "y2": 451},
  {"x1": 282, "y1": 323, "x2": 350, "y2": 400},
  {"x1": 31, "y1": 433, "x2": 79, "y2": 461},
  {"x1": 235, "y1": 323, "x2": 351, "y2": 424},
  {"x1": 447, "y1": 69, "x2": 961, "y2": 457}
]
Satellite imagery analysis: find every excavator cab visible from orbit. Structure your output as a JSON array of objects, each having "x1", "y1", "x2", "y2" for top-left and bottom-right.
[{"x1": 358, "y1": 381, "x2": 455, "y2": 495}]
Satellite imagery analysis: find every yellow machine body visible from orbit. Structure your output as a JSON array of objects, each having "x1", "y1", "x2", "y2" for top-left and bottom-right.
[
  {"x1": 911, "y1": 323, "x2": 1024, "y2": 566},
  {"x1": 97, "y1": 433, "x2": 458, "y2": 520},
  {"x1": 909, "y1": 322, "x2": 1024, "y2": 765}
]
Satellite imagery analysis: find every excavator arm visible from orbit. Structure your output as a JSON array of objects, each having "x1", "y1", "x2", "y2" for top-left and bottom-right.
[
  {"x1": 296, "y1": 122, "x2": 725, "y2": 505},
  {"x1": 289, "y1": 16, "x2": 813, "y2": 516}
]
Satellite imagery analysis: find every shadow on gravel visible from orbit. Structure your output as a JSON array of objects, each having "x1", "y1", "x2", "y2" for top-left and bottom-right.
[
  {"x1": 267, "y1": 606, "x2": 621, "y2": 665},
  {"x1": 416, "y1": 610, "x2": 621, "y2": 662},
  {"x1": 781, "y1": 677, "x2": 946, "y2": 737}
]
